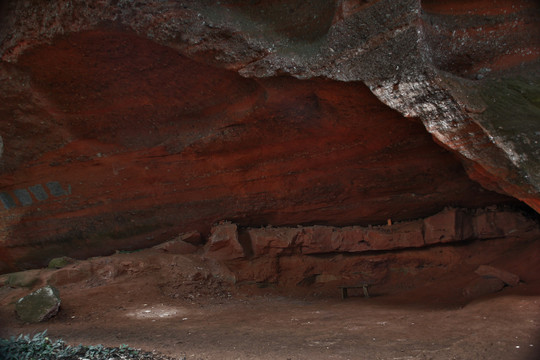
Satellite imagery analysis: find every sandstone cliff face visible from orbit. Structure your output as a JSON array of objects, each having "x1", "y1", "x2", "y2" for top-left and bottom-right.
[
  {"x1": 0, "y1": 0, "x2": 538, "y2": 272},
  {"x1": 204, "y1": 207, "x2": 540, "y2": 291}
]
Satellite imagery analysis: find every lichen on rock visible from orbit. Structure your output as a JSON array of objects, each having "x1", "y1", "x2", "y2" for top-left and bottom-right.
[
  {"x1": 48, "y1": 256, "x2": 76, "y2": 269},
  {"x1": 15, "y1": 285, "x2": 61, "y2": 323}
]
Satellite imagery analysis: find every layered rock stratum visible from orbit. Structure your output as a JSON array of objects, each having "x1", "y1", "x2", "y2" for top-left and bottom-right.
[{"x1": 0, "y1": 0, "x2": 538, "y2": 272}]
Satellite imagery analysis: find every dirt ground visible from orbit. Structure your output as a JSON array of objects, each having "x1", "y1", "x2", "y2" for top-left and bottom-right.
[{"x1": 1, "y1": 237, "x2": 540, "y2": 360}]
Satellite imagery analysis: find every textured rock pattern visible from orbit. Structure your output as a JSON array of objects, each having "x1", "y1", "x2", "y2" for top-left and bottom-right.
[
  {"x1": 243, "y1": 208, "x2": 538, "y2": 258},
  {"x1": 15, "y1": 285, "x2": 61, "y2": 323},
  {"x1": 226, "y1": 207, "x2": 539, "y2": 288},
  {"x1": 0, "y1": 0, "x2": 538, "y2": 271},
  {"x1": 0, "y1": 1, "x2": 538, "y2": 208},
  {"x1": 0, "y1": 34, "x2": 516, "y2": 272},
  {"x1": 204, "y1": 223, "x2": 244, "y2": 261}
]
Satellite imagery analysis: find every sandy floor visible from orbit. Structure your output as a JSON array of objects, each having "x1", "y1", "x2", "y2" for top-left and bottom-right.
[{"x1": 1, "y1": 239, "x2": 540, "y2": 360}]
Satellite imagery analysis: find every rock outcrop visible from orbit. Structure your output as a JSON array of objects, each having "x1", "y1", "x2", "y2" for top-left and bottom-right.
[
  {"x1": 203, "y1": 207, "x2": 539, "y2": 262},
  {"x1": 204, "y1": 222, "x2": 244, "y2": 261},
  {"x1": 0, "y1": 0, "x2": 538, "y2": 272},
  {"x1": 222, "y1": 207, "x2": 539, "y2": 289}
]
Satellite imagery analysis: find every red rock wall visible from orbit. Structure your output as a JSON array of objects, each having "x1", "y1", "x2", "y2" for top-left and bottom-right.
[
  {"x1": 0, "y1": 0, "x2": 538, "y2": 272},
  {"x1": 0, "y1": 27, "x2": 518, "y2": 272}
]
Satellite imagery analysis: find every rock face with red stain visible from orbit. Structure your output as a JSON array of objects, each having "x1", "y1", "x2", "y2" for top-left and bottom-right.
[
  {"x1": 423, "y1": 208, "x2": 473, "y2": 245},
  {"x1": 0, "y1": 0, "x2": 538, "y2": 272}
]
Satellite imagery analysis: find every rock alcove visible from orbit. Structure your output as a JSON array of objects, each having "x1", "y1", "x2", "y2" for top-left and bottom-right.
[{"x1": 0, "y1": 0, "x2": 538, "y2": 277}]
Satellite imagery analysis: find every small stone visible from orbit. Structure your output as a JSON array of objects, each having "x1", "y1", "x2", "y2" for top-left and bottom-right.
[
  {"x1": 48, "y1": 256, "x2": 76, "y2": 269},
  {"x1": 16, "y1": 285, "x2": 61, "y2": 323},
  {"x1": 463, "y1": 277, "x2": 505, "y2": 299}
]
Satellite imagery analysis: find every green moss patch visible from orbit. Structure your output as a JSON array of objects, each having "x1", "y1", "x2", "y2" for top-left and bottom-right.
[{"x1": 47, "y1": 257, "x2": 76, "y2": 269}]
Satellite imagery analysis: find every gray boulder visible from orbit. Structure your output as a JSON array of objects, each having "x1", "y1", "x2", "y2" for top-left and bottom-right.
[{"x1": 15, "y1": 285, "x2": 61, "y2": 323}]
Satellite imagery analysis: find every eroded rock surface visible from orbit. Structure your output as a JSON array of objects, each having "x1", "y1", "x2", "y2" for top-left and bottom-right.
[
  {"x1": 0, "y1": 0, "x2": 538, "y2": 272},
  {"x1": 232, "y1": 207, "x2": 539, "y2": 259},
  {"x1": 204, "y1": 222, "x2": 244, "y2": 261},
  {"x1": 224, "y1": 207, "x2": 540, "y2": 289}
]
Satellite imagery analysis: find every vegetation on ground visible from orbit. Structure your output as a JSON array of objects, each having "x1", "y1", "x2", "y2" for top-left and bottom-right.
[{"x1": 0, "y1": 330, "x2": 179, "y2": 360}]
